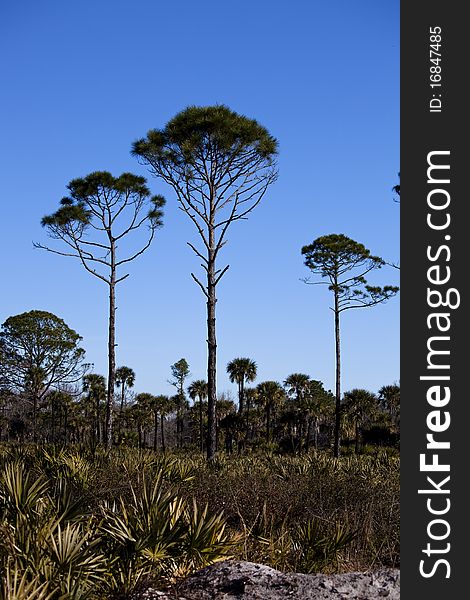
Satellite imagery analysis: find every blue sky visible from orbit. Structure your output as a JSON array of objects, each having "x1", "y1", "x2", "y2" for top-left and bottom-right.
[{"x1": 0, "y1": 1, "x2": 399, "y2": 400}]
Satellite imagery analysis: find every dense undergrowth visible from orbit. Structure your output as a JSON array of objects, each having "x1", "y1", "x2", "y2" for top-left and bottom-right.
[{"x1": 0, "y1": 444, "x2": 399, "y2": 599}]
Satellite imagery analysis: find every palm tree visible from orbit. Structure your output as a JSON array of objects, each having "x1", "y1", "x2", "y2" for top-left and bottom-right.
[
  {"x1": 134, "y1": 393, "x2": 154, "y2": 448},
  {"x1": 188, "y1": 380, "x2": 208, "y2": 452},
  {"x1": 115, "y1": 366, "x2": 135, "y2": 411},
  {"x1": 115, "y1": 366, "x2": 135, "y2": 439},
  {"x1": 244, "y1": 387, "x2": 258, "y2": 441},
  {"x1": 158, "y1": 395, "x2": 174, "y2": 452},
  {"x1": 256, "y1": 381, "x2": 285, "y2": 442},
  {"x1": 216, "y1": 395, "x2": 237, "y2": 453},
  {"x1": 378, "y1": 384, "x2": 400, "y2": 430},
  {"x1": 226, "y1": 358, "x2": 257, "y2": 414},
  {"x1": 342, "y1": 389, "x2": 378, "y2": 454},
  {"x1": 301, "y1": 381, "x2": 335, "y2": 450},
  {"x1": 284, "y1": 373, "x2": 311, "y2": 440},
  {"x1": 83, "y1": 374, "x2": 106, "y2": 446},
  {"x1": 148, "y1": 394, "x2": 170, "y2": 452}
]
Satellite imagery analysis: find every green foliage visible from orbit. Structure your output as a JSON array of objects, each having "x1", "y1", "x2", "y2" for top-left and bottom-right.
[
  {"x1": 187, "y1": 380, "x2": 208, "y2": 402},
  {"x1": 0, "y1": 311, "x2": 86, "y2": 398},
  {"x1": 0, "y1": 443, "x2": 399, "y2": 598},
  {"x1": 132, "y1": 106, "x2": 278, "y2": 462},
  {"x1": 226, "y1": 359, "x2": 257, "y2": 387},
  {"x1": 115, "y1": 367, "x2": 135, "y2": 394},
  {"x1": 170, "y1": 359, "x2": 190, "y2": 392},
  {"x1": 133, "y1": 105, "x2": 278, "y2": 165},
  {"x1": 1, "y1": 567, "x2": 54, "y2": 600},
  {"x1": 183, "y1": 450, "x2": 399, "y2": 572},
  {"x1": 41, "y1": 172, "x2": 164, "y2": 234},
  {"x1": 0, "y1": 447, "x2": 237, "y2": 598},
  {"x1": 301, "y1": 234, "x2": 399, "y2": 311},
  {"x1": 293, "y1": 519, "x2": 357, "y2": 573}
]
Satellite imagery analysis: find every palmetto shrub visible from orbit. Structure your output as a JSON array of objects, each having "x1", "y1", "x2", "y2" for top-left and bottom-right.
[
  {"x1": 0, "y1": 453, "x2": 236, "y2": 599},
  {"x1": 0, "y1": 462, "x2": 109, "y2": 598},
  {"x1": 0, "y1": 444, "x2": 399, "y2": 596},
  {"x1": 0, "y1": 567, "x2": 53, "y2": 600},
  {"x1": 99, "y1": 473, "x2": 236, "y2": 592}
]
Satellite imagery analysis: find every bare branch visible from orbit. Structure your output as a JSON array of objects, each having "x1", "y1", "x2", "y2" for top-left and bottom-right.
[
  {"x1": 191, "y1": 272, "x2": 209, "y2": 298},
  {"x1": 116, "y1": 273, "x2": 130, "y2": 284},
  {"x1": 214, "y1": 264, "x2": 230, "y2": 286},
  {"x1": 187, "y1": 241, "x2": 209, "y2": 265},
  {"x1": 115, "y1": 227, "x2": 156, "y2": 267}
]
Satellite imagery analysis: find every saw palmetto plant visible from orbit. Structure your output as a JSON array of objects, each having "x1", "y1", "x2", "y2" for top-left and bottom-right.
[
  {"x1": 0, "y1": 453, "x2": 237, "y2": 598},
  {"x1": 100, "y1": 472, "x2": 236, "y2": 592}
]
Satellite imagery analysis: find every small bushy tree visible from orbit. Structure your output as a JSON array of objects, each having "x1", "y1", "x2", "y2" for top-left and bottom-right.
[{"x1": 0, "y1": 310, "x2": 87, "y2": 442}]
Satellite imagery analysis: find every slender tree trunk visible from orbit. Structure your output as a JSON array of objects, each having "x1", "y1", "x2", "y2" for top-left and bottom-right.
[
  {"x1": 298, "y1": 393, "x2": 305, "y2": 442},
  {"x1": 314, "y1": 417, "x2": 319, "y2": 449},
  {"x1": 266, "y1": 404, "x2": 271, "y2": 442},
  {"x1": 161, "y1": 415, "x2": 166, "y2": 452},
  {"x1": 355, "y1": 419, "x2": 360, "y2": 454},
  {"x1": 198, "y1": 398, "x2": 204, "y2": 452},
  {"x1": 179, "y1": 408, "x2": 184, "y2": 447},
  {"x1": 306, "y1": 418, "x2": 312, "y2": 452},
  {"x1": 246, "y1": 394, "x2": 251, "y2": 441},
  {"x1": 333, "y1": 288, "x2": 341, "y2": 458},
  {"x1": 206, "y1": 249, "x2": 217, "y2": 460},
  {"x1": 237, "y1": 380, "x2": 246, "y2": 454},
  {"x1": 118, "y1": 383, "x2": 125, "y2": 440},
  {"x1": 154, "y1": 411, "x2": 158, "y2": 452},
  {"x1": 302, "y1": 411, "x2": 309, "y2": 451},
  {"x1": 238, "y1": 380, "x2": 244, "y2": 413},
  {"x1": 96, "y1": 396, "x2": 100, "y2": 444},
  {"x1": 106, "y1": 271, "x2": 116, "y2": 449}
]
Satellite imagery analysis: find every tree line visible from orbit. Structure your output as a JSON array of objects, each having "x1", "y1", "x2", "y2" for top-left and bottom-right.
[
  {"x1": 1, "y1": 104, "x2": 398, "y2": 457},
  {"x1": 0, "y1": 319, "x2": 400, "y2": 453}
]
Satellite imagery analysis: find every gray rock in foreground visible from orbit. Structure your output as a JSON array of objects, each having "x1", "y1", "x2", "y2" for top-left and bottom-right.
[{"x1": 135, "y1": 560, "x2": 400, "y2": 600}]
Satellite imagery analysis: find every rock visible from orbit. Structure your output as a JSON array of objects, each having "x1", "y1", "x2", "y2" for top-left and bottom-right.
[{"x1": 134, "y1": 560, "x2": 400, "y2": 600}]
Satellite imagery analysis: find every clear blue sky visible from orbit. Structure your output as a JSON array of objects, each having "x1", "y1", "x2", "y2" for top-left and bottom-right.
[{"x1": 0, "y1": 1, "x2": 399, "y2": 400}]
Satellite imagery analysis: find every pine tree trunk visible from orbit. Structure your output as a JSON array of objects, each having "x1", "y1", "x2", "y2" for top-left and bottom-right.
[
  {"x1": 118, "y1": 383, "x2": 125, "y2": 440},
  {"x1": 333, "y1": 288, "x2": 341, "y2": 458},
  {"x1": 105, "y1": 272, "x2": 116, "y2": 449},
  {"x1": 206, "y1": 251, "x2": 217, "y2": 460}
]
